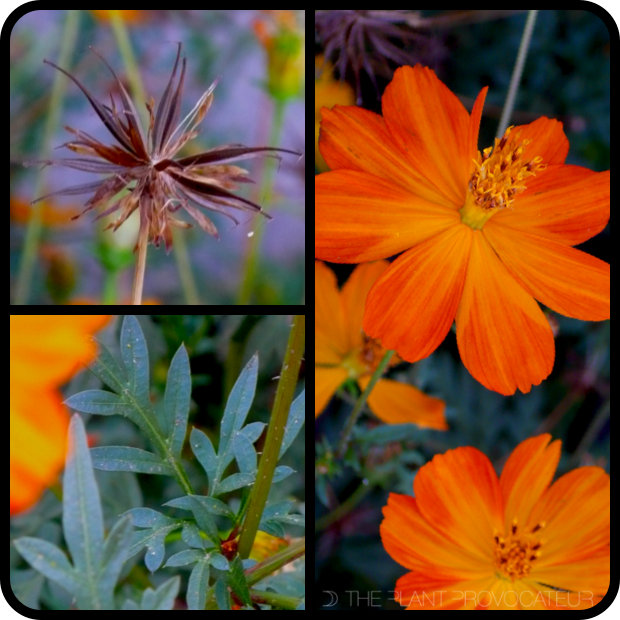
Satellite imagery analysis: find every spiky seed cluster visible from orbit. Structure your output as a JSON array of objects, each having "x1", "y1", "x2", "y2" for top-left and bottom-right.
[{"x1": 29, "y1": 44, "x2": 300, "y2": 252}]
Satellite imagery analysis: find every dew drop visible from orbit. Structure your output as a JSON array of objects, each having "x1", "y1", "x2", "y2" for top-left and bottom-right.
[{"x1": 247, "y1": 231, "x2": 254, "y2": 238}]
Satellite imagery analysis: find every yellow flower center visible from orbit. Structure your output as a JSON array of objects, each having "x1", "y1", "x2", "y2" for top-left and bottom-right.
[
  {"x1": 341, "y1": 333, "x2": 398, "y2": 379},
  {"x1": 459, "y1": 126, "x2": 547, "y2": 230},
  {"x1": 493, "y1": 519, "x2": 545, "y2": 581}
]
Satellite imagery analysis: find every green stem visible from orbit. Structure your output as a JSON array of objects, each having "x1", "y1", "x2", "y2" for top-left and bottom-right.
[
  {"x1": 497, "y1": 10, "x2": 538, "y2": 137},
  {"x1": 236, "y1": 99, "x2": 287, "y2": 304},
  {"x1": 237, "y1": 315, "x2": 305, "y2": 560},
  {"x1": 204, "y1": 538, "x2": 305, "y2": 609},
  {"x1": 247, "y1": 589, "x2": 302, "y2": 610},
  {"x1": 15, "y1": 10, "x2": 80, "y2": 305},
  {"x1": 336, "y1": 350, "x2": 395, "y2": 458},
  {"x1": 109, "y1": 12, "x2": 200, "y2": 304}
]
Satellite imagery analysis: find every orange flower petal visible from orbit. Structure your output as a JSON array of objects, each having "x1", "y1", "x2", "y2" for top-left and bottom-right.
[
  {"x1": 414, "y1": 446, "x2": 504, "y2": 561},
  {"x1": 315, "y1": 367, "x2": 348, "y2": 418},
  {"x1": 493, "y1": 165, "x2": 610, "y2": 246},
  {"x1": 319, "y1": 104, "x2": 455, "y2": 208},
  {"x1": 10, "y1": 315, "x2": 111, "y2": 388},
  {"x1": 484, "y1": 224, "x2": 610, "y2": 320},
  {"x1": 381, "y1": 493, "x2": 491, "y2": 580},
  {"x1": 315, "y1": 261, "x2": 348, "y2": 359},
  {"x1": 455, "y1": 233, "x2": 555, "y2": 395},
  {"x1": 530, "y1": 467, "x2": 609, "y2": 568},
  {"x1": 499, "y1": 434, "x2": 561, "y2": 530},
  {"x1": 315, "y1": 169, "x2": 459, "y2": 263},
  {"x1": 512, "y1": 116, "x2": 569, "y2": 166},
  {"x1": 10, "y1": 389, "x2": 68, "y2": 514},
  {"x1": 340, "y1": 261, "x2": 390, "y2": 352},
  {"x1": 382, "y1": 65, "x2": 473, "y2": 206},
  {"x1": 358, "y1": 376, "x2": 447, "y2": 429},
  {"x1": 364, "y1": 224, "x2": 472, "y2": 362}
]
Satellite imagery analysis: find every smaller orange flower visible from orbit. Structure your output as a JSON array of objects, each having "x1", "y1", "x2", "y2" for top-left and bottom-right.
[
  {"x1": 315, "y1": 260, "x2": 447, "y2": 429},
  {"x1": 381, "y1": 434, "x2": 610, "y2": 610}
]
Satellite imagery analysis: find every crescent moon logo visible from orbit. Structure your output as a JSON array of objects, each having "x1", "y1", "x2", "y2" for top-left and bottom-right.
[{"x1": 323, "y1": 591, "x2": 338, "y2": 607}]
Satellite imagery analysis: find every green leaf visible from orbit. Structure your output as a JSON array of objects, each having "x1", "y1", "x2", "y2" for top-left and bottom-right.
[
  {"x1": 261, "y1": 500, "x2": 293, "y2": 520},
  {"x1": 99, "y1": 515, "x2": 134, "y2": 604},
  {"x1": 279, "y1": 390, "x2": 305, "y2": 459},
  {"x1": 121, "y1": 599, "x2": 140, "y2": 610},
  {"x1": 215, "y1": 577, "x2": 231, "y2": 610},
  {"x1": 209, "y1": 552, "x2": 230, "y2": 571},
  {"x1": 140, "y1": 576, "x2": 181, "y2": 610},
  {"x1": 63, "y1": 413, "x2": 105, "y2": 608},
  {"x1": 123, "y1": 509, "x2": 181, "y2": 572},
  {"x1": 187, "y1": 556, "x2": 210, "y2": 610},
  {"x1": 90, "y1": 446, "x2": 175, "y2": 476},
  {"x1": 188, "y1": 495, "x2": 220, "y2": 543},
  {"x1": 233, "y1": 431, "x2": 258, "y2": 474},
  {"x1": 165, "y1": 495, "x2": 235, "y2": 521},
  {"x1": 165, "y1": 549, "x2": 205, "y2": 567},
  {"x1": 227, "y1": 555, "x2": 252, "y2": 607},
  {"x1": 65, "y1": 390, "x2": 136, "y2": 419},
  {"x1": 217, "y1": 354, "x2": 258, "y2": 470},
  {"x1": 273, "y1": 466, "x2": 295, "y2": 482},
  {"x1": 120, "y1": 315, "x2": 150, "y2": 408},
  {"x1": 13, "y1": 537, "x2": 78, "y2": 595},
  {"x1": 88, "y1": 340, "x2": 128, "y2": 394},
  {"x1": 164, "y1": 343, "x2": 191, "y2": 459},
  {"x1": 190, "y1": 428, "x2": 218, "y2": 487},
  {"x1": 217, "y1": 473, "x2": 256, "y2": 494}
]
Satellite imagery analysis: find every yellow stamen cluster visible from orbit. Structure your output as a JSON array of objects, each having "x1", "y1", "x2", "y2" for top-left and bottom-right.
[
  {"x1": 493, "y1": 519, "x2": 545, "y2": 581},
  {"x1": 469, "y1": 126, "x2": 546, "y2": 212}
]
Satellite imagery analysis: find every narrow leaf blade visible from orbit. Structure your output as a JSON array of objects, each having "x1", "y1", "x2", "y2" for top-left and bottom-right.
[
  {"x1": 227, "y1": 555, "x2": 252, "y2": 606},
  {"x1": 188, "y1": 495, "x2": 220, "y2": 543},
  {"x1": 279, "y1": 389, "x2": 305, "y2": 459},
  {"x1": 164, "y1": 343, "x2": 191, "y2": 458},
  {"x1": 90, "y1": 446, "x2": 175, "y2": 476},
  {"x1": 63, "y1": 414, "x2": 104, "y2": 588},
  {"x1": 88, "y1": 339, "x2": 128, "y2": 394},
  {"x1": 120, "y1": 315, "x2": 150, "y2": 407},
  {"x1": 13, "y1": 537, "x2": 79, "y2": 595},
  {"x1": 190, "y1": 428, "x2": 218, "y2": 487},
  {"x1": 141, "y1": 576, "x2": 181, "y2": 610},
  {"x1": 65, "y1": 390, "x2": 138, "y2": 423},
  {"x1": 99, "y1": 515, "x2": 134, "y2": 605},
  {"x1": 233, "y1": 431, "x2": 258, "y2": 474},
  {"x1": 220, "y1": 354, "x2": 258, "y2": 454},
  {"x1": 187, "y1": 557, "x2": 210, "y2": 610},
  {"x1": 217, "y1": 472, "x2": 256, "y2": 494}
]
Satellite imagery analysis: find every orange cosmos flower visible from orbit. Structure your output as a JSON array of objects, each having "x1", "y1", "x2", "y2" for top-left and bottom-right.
[
  {"x1": 10, "y1": 315, "x2": 111, "y2": 515},
  {"x1": 381, "y1": 434, "x2": 610, "y2": 610},
  {"x1": 315, "y1": 65, "x2": 610, "y2": 395},
  {"x1": 315, "y1": 260, "x2": 447, "y2": 429}
]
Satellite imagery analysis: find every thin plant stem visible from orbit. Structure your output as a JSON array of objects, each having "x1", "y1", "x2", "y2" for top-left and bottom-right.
[
  {"x1": 14, "y1": 10, "x2": 79, "y2": 305},
  {"x1": 497, "y1": 10, "x2": 538, "y2": 138},
  {"x1": 336, "y1": 350, "x2": 395, "y2": 458},
  {"x1": 236, "y1": 98, "x2": 287, "y2": 305},
  {"x1": 172, "y1": 227, "x2": 201, "y2": 304},
  {"x1": 109, "y1": 11, "x2": 200, "y2": 304},
  {"x1": 237, "y1": 315, "x2": 305, "y2": 560},
  {"x1": 131, "y1": 226, "x2": 148, "y2": 304},
  {"x1": 247, "y1": 589, "x2": 302, "y2": 610},
  {"x1": 204, "y1": 538, "x2": 305, "y2": 609},
  {"x1": 315, "y1": 475, "x2": 383, "y2": 533}
]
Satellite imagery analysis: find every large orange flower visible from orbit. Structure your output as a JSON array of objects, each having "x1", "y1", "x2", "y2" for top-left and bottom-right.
[
  {"x1": 10, "y1": 315, "x2": 111, "y2": 515},
  {"x1": 315, "y1": 65, "x2": 610, "y2": 395},
  {"x1": 315, "y1": 260, "x2": 447, "y2": 429},
  {"x1": 381, "y1": 434, "x2": 610, "y2": 610}
]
